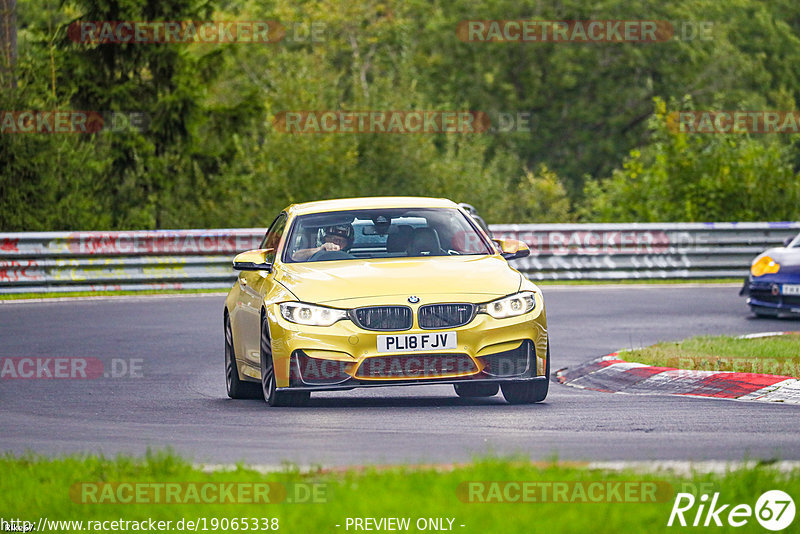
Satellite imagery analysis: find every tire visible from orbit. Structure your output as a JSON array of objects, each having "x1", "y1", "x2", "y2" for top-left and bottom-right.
[
  {"x1": 501, "y1": 343, "x2": 550, "y2": 405},
  {"x1": 225, "y1": 313, "x2": 261, "y2": 399},
  {"x1": 260, "y1": 312, "x2": 310, "y2": 407},
  {"x1": 454, "y1": 383, "x2": 499, "y2": 398}
]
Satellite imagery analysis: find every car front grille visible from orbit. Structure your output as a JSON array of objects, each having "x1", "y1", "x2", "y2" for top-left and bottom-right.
[
  {"x1": 418, "y1": 303, "x2": 475, "y2": 329},
  {"x1": 750, "y1": 289, "x2": 800, "y2": 307},
  {"x1": 355, "y1": 353, "x2": 477, "y2": 379},
  {"x1": 351, "y1": 306, "x2": 413, "y2": 331},
  {"x1": 750, "y1": 289, "x2": 779, "y2": 303}
]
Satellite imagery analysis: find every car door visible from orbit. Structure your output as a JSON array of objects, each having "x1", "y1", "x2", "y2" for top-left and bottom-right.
[{"x1": 235, "y1": 213, "x2": 288, "y2": 370}]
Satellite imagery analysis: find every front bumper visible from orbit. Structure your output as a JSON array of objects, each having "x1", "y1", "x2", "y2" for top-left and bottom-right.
[
  {"x1": 285, "y1": 339, "x2": 542, "y2": 391},
  {"x1": 263, "y1": 296, "x2": 548, "y2": 389},
  {"x1": 743, "y1": 276, "x2": 800, "y2": 315},
  {"x1": 280, "y1": 376, "x2": 549, "y2": 392}
]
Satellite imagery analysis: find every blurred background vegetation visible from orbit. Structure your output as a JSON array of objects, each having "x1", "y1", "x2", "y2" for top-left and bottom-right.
[{"x1": 1, "y1": 0, "x2": 800, "y2": 230}]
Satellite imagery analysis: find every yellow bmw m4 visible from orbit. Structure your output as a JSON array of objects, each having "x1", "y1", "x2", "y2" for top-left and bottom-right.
[{"x1": 224, "y1": 197, "x2": 549, "y2": 406}]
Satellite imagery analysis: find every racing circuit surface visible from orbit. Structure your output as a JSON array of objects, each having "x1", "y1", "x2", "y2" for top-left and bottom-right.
[{"x1": 1, "y1": 285, "x2": 798, "y2": 466}]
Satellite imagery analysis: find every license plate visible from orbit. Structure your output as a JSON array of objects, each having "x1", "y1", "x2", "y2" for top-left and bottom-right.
[
  {"x1": 781, "y1": 284, "x2": 800, "y2": 296},
  {"x1": 377, "y1": 332, "x2": 457, "y2": 353}
]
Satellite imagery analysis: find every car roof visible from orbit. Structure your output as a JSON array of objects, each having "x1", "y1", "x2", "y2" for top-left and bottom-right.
[{"x1": 286, "y1": 196, "x2": 459, "y2": 216}]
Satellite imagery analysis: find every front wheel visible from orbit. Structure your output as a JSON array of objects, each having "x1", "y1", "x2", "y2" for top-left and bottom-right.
[
  {"x1": 260, "y1": 313, "x2": 310, "y2": 407},
  {"x1": 501, "y1": 343, "x2": 550, "y2": 404},
  {"x1": 225, "y1": 313, "x2": 261, "y2": 399}
]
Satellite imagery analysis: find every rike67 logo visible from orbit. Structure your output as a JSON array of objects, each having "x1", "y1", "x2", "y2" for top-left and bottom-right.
[{"x1": 668, "y1": 490, "x2": 795, "y2": 530}]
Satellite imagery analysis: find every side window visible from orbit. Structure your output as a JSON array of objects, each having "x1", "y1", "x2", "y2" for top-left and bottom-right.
[{"x1": 259, "y1": 213, "x2": 288, "y2": 263}]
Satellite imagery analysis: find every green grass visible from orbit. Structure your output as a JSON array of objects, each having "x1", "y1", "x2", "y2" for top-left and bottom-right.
[
  {"x1": 623, "y1": 334, "x2": 800, "y2": 377},
  {"x1": 0, "y1": 288, "x2": 227, "y2": 300},
  {"x1": 1, "y1": 451, "x2": 797, "y2": 533}
]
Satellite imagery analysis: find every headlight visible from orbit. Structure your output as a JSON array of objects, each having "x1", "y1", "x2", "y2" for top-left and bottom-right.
[
  {"x1": 477, "y1": 291, "x2": 536, "y2": 319},
  {"x1": 279, "y1": 302, "x2": 348, "y2": 326},
  {"x1": 751, "y1": 256, "x2": 780, "y2": 277}
]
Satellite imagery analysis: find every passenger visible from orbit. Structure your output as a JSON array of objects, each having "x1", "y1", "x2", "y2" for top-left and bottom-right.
[{"x1": 292, "y1": 224, "x2": 354, "y2": 261}]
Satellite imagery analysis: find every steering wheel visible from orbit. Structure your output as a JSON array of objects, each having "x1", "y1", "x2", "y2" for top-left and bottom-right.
[{"x1": 308, "y1": 249, "x2": 355, "y2": 262}]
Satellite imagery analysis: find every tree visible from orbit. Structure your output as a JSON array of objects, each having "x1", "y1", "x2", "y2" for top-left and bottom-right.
[
  {"x1": 60, "y1": 0, "x2": 217, "y2": 228},
  {"x1": 0, "y1": 0, "x2": 16, "y2": 87},
  {"x1": 581, "y1": 97, "x2": 800, "y2": 222},
  {"x1": 505, "y1": 165, "x2": 573, "y2": 223}
]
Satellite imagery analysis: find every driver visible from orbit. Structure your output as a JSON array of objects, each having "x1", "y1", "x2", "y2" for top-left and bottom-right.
[{"x1": 292, "y1": 224, "x2": 354, "y2": 261}]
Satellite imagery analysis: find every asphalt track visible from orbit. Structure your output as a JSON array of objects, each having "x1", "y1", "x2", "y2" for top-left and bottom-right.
[{"x1": 1, "y1": 285, "x2": 799, "y2": 466}]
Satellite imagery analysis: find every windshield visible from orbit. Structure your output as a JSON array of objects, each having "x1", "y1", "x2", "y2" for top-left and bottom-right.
[{"x1": 283, "y1": 208, "x2": 494, "y2": 263}]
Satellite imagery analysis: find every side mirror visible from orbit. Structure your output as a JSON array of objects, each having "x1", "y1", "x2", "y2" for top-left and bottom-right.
[
  {"x1": 233, "y1": 249, "x2": 273, "y2": 271},
  {"x1": 492, "y1": 238, "x2": 530, "y2": 260}
]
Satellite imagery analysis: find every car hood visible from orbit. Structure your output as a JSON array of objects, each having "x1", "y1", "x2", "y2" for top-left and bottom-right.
[{"x1": 274, "y1": 255, "x2": 522, "y2": 304}]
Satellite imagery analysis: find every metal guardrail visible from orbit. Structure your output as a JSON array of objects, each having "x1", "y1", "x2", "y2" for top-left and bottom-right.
[
  {"x1": 492, "y1": 222, "x2": 800, "y2": 280},
  {"x1": 0, "y1": 230, "x2": 263, "y2": 293},
  {"x1": 0, "y1": 222, "x2": 798, "y2": 293}
]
